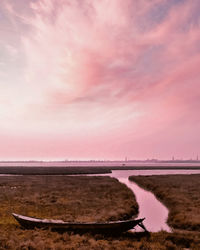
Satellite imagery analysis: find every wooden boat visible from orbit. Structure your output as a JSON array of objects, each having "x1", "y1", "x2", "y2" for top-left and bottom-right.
[{"x1": 12, "y1": 213, "x2": 147, "y2": 233}]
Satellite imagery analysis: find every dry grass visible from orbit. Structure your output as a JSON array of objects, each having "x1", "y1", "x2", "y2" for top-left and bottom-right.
[
  {"x1": 1, "y1": 226, "x2": 200, "y2": 249},
  {"x1": 0, "y1": 167, "x2": 111, "y2": 175},
  {"x1": 0, "y1": 176, "x2": 138, "y2": 223},
  {"x1": 129, "y1": 174, "x2": 200, "y2": 231},
  {"x1": 1, "y1": 174, "x2": 200, "y2": 249}
]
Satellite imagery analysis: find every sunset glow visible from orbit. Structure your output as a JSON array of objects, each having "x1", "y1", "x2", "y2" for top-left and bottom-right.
[{"x1": 0, "y1": 0, "x2": 200, "y2": 160}]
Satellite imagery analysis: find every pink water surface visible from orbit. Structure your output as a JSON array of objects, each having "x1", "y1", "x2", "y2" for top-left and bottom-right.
[{"x1": 109, "y1": 169, "x2": 200, "y2": 232}]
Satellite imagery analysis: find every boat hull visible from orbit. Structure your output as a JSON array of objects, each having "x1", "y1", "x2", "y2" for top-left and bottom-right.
[{"x1": 12, "y1": 213, "x2": 145, "y2": 233}]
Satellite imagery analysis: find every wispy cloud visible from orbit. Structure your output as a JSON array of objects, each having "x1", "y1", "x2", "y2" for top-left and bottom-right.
[{"x1": 0, "y1": 0, "x2": 200, "y2": 159}]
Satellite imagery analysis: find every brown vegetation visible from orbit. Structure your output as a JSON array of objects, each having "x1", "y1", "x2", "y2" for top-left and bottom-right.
[
  {"x1": 0, "y1": 167, "x2": 111, "y2": 175},
  {"x1": 2, "y1": 228, "x2": 200, "y2": 250},
  {"x1": 1, "y1": 174, "x2": 200, "y2": 249},
  {"x1": 1, "y1": 225, "x2": 200, "y2": 249},
  {"x1": 0, "y1": 176, "x2": 137, "y2": 223},
  {"x1": 129, "y1": 174, "x2": 200, "y2": 231}
]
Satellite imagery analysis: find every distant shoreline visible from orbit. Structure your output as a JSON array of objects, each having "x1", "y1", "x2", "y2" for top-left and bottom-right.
[
  {"x1": 1, "y1": 165, "x2": 200, "y2": 175},
  {"x1": 0, "y1": 160, "x2": 200, "y2": 164}
]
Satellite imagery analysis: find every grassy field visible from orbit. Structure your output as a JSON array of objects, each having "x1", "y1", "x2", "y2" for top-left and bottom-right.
[
  {"x1": 2, "y1": 228, "x2": 200, "y2": 249},
  {"x1": 0, "y1": 175, "x2": 140, "y2": 249},
  {"x1": 0, "y1": 176, "x2": 138, "y2": 223},
  {"x1": 1, "y1": 175, "x2": 200, "y2": 249}
]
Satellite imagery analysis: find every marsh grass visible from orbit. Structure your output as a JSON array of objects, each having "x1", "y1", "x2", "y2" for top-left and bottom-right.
[
  {"x1": 129, "y1": 174, "x2": 200, "y2": 231},
  {"x1": 0, "y1": 167, "x2": 112, "y2": 175},
  {"x1": 1, "y1": 226, "x2": 200, "y2": 249},
  {"x1": 1, "y1": 175, "x2": 200, "y2": 249},
  {"x1": 0, "y1": 176, "x2": 138, "y2": 223}
]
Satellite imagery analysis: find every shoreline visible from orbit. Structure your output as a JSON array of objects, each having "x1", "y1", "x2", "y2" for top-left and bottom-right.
[{"x1": 1, "y1": 165, "x2": 200, "y2": 175}]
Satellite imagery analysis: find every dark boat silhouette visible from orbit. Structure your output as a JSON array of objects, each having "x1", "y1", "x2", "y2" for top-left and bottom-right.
[{"x1": 12, "y1": 213, "x2": 146, "y2": 233}]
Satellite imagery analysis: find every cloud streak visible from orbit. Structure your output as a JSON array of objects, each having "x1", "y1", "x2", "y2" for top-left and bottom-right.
[{"x1": 0, "y1": 0, "x2": 200, "y2": 159}]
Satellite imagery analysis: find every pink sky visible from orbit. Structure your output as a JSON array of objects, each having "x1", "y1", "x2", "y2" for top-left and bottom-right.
[{"x1": 0, "y1": 0, "x2": 200, "y2": 160}]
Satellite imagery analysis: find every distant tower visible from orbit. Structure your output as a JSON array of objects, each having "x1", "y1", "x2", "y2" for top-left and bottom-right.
[
  {"x1": 172, "y1": 156, "x2": 174, "y2": 161},
  {"x1": 197, "y1": 155, "x2": 199, "y2": 161}
]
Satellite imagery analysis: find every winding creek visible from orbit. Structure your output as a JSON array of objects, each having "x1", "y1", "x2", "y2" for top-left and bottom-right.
[{"x1": 107, "y1": 169, "x2": 200, "y2": 232}]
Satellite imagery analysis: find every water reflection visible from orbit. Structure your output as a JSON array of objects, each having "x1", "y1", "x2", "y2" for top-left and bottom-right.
[
  {"x1": 116, "y1": 177, "x2": 171, "y2": 232},
  {"x1": 110, "y1": 171, "x2": 172, "y2": 232}
]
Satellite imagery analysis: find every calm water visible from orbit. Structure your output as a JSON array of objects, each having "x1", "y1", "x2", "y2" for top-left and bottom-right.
[
  {"x1": 1, "y1": 162, "x2": 200, "y2": 167},
  {"x1": 110, "y1": 169, "x2": 200, "y2": 176},
  {"x1": 108, "y1": 170, "x2": 200, "y2": 232}
]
